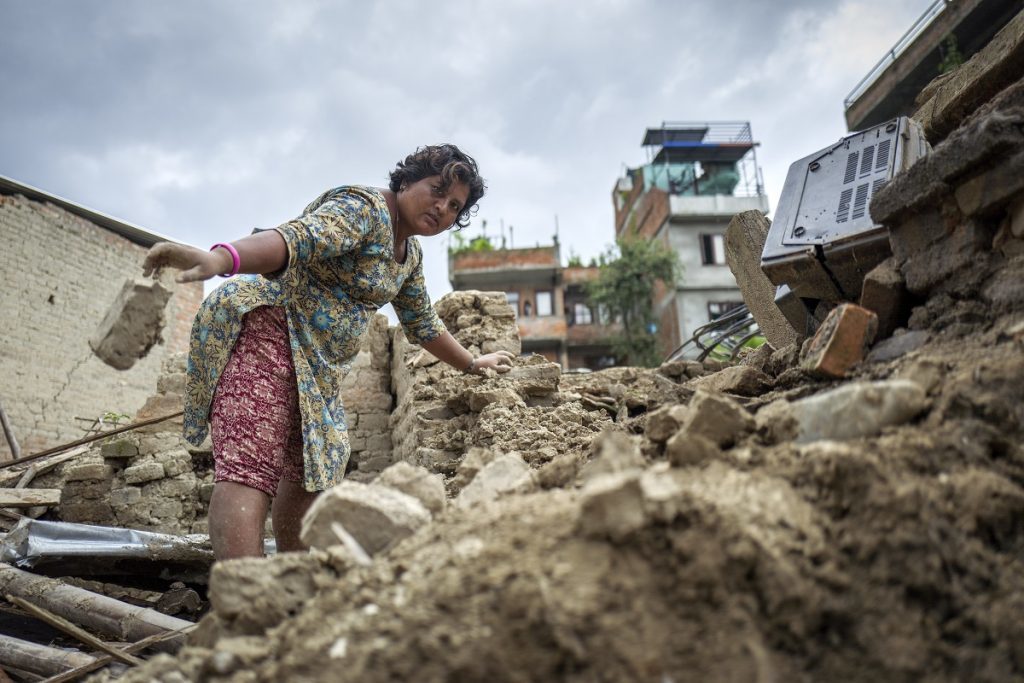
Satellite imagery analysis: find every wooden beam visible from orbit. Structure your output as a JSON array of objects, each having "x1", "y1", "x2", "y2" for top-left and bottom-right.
[
  {"x1": 0, "y1": 634, "x2": 96, "y2": 678},
  {"x1": 5, "y1": 594, "x2": 144, "y2": 666},
  {"x1": 0, "y1": 565, "x2": 192, "y2": 649},
  {"x1": 0, "y1": 490, "x2": 61, "y2": 508}
]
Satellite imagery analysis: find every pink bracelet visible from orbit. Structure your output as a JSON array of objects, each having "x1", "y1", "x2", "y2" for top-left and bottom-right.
[{"x1": 210, "y1": 243, "x2": 240, "y2": 277}]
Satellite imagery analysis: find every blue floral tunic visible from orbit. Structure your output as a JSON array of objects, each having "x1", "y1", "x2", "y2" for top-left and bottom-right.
[{"x1": 183, "y1": 185, "x2": 447, "y2": 491}]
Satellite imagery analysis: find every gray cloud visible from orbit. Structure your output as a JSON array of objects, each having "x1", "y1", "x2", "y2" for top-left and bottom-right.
[{"x1": 1, "y1": 0, "x2": 933, "y2": 309}]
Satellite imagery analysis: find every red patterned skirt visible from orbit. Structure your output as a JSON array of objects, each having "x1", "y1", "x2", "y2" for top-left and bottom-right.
[{"x1": 210, "y1": 306, "x2": 304, "y2": 496}]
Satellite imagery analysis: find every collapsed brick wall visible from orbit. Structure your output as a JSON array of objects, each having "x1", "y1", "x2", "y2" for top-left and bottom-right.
[
  {"x1": 41, "y1": 354, "x2": 209, "y2": 535},
  {"x1": 0, "y1": 193, "x2": 202, "y2": 458},
  {"x1": 339, "y1": 314, "x2": 394, "y2": 481},
  {"x1": 389, "y1": 291, "x2": 522, "y2": 471}
]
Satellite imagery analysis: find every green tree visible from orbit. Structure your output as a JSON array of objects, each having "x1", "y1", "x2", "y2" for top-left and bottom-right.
[{"x1": 587, "y1": 237, "x2": 680, "y2": 367}]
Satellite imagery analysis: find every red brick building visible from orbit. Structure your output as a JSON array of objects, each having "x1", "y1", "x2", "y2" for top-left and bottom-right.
[{"x1": 448, "y1": 243, "x2": 617, "y2": 370}]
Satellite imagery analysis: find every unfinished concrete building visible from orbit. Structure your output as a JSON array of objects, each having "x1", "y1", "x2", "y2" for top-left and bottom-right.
[
  {"x1": 0, "y1": 176, "x2": 203, "y2": 459},
  {"x1": 449, "y1": 243, "x2": 618, "y2": 370},
  {"x1": 613, "y1": 122, "x2": 770, "y2": 357}
]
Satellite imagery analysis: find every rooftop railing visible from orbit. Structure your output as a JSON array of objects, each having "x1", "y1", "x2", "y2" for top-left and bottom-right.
[{"x1": 843, "y1": 0, "x2": 948, "y2": 110}]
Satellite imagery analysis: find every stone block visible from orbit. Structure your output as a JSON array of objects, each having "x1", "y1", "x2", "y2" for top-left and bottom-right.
[
  {"x1": 689, "y1": 365, "x2": 769, "y2": 396},
  {"x1": 123, "y1": 461, "x2": 166, "y2": 484},
  {"x1": 155, "y1": 450, "x2": 193, "y2": 477},
  {"x1": 679, "y1": 390, "x2": 754, "y2": 448},
  {"x1": 802, "y1": 304, "x2": 878, "y2": 378},
  {"x1": 664, "y1": 432, "x2": 721, "y2": 467},
  {"x1": 144, "y1": 473, "x2": 199, "y2": 498},
  {"x1": 859, "y1": 256, "x2": 912, "y2": 339},
  {"x1": 645, "y1": 404, "x2": 689, "y2": 443},
  {"x1": 109, "y1": 486, "x2": 142, "y2": 507},
  {"x1": 955, "y1": 150, "x2": 1024, "y2": 217},
  {"x1": 577, "y1": 471, "x2": 646, "y2": 541},
  {"x1": 64, "y1": 462, "x2": 114, "y2": 482},
  {"x1": 148, "y1": 499, "x2": 184, "y2": 519},
  {"x1": 375, "y1": 461, "x2": 446, "y2": 515},
  {"x1": 100, "y1": 438, "x2": 139, "y2": 459},
  {"x1": 456, "y1": 453, "x2": 534, "y2": 508},
  {"x1": 89, "y1": 277, "x2": 172, "y2": 370},
  {"x1": 793, "y1": 379, "x2": 929, "y2": 443},
  {"x1": 300, "y1": 481, "x2": 431, "y2": 555}
]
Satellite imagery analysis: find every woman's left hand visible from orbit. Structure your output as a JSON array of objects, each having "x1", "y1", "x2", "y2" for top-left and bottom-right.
[{"x1": 473, "y1": 350, "x2": 515, "y2": 374}]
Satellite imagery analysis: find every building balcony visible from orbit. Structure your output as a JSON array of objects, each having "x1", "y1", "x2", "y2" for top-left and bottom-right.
[{"x1": 668, "y1": 193, "x2": 770, "y2": 220}]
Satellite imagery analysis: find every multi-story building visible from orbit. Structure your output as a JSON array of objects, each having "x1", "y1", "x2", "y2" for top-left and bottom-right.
[
  {"x1": 448, "y1": 242, "x2": 617, "y2": 370},
  {"x1": 612, "y1": 122, "x2": 770, "y2": 357}
]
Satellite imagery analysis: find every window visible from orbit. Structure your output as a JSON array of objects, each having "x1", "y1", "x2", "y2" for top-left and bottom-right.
[
  {"x1": 535, "y1": 291, "x2": 553, "y2": 316},
  {"x1": 523, "y1": 300, "x2": 533, "y2": 317},
  {"x1": 572, "y1": 302, "x2": 593, "y2": 325},
  {"x1": 707, "y1": 301, "x2": 744, "y2": 320},
  {"x1": 700, "y1": 234, "x2": 727, "y2": 265},
  {"x1": 506, "y1": 291, "x2": 520, "y2": 317}
]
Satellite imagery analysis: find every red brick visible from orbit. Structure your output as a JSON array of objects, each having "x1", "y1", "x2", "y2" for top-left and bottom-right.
[{"x1": 802, "y1": 304, "x2": 879, "y2": 378}]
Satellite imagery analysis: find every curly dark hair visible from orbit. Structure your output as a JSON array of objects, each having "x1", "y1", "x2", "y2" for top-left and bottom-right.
[{"x1": 389, "y1": 144, "x2": 486, "y2": 229}]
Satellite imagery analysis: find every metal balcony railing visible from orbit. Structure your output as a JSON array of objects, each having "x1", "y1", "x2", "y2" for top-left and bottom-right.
[{"x1": 844, "y1": 0, "x2": 949, "y2": 111}]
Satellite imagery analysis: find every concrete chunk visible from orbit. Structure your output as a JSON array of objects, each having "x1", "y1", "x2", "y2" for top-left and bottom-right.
[
  {"x1": 679, "y1": 390, "x2": 754, "y2": 448},
  {"x1": 456, "y1": 453, "x2": 534, "y2": 508},
  {"x1": 123, "y1": 461, "x2": 166, "y2": 484},
  {"x1": 375, "y1": 461, "x2": 447, "y2": 515},
  {"x1": 89, "y1": 278, "x2": 172, "y2": 370},
  {"x1": 793, "y1": 379, "x2": 929, "y2": 443},
  {"x1": 301, "y1": 481, "x2": 431, "y2": 555}
]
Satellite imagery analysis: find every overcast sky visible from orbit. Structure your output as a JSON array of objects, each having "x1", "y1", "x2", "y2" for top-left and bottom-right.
[{"x1": 2, "y1": 0, "x2": 933, "y2": 314}]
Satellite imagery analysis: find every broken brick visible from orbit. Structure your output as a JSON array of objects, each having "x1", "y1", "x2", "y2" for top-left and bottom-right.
[{"x1": 802, "y1": 304, "x2": 878, "y2": 378}]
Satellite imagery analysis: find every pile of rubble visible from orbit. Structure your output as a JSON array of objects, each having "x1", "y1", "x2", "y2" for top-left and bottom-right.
[{"x1": 0, "y1": 15, "x2": 1023, "y2": 682}]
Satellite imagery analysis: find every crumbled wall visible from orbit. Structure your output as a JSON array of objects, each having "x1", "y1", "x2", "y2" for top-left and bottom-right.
[
  {"x1": 339, "y1": 314, "x2": 394, "y2": 481},
  {"x1": 0, "y1": 194, "x2": 202, "y2": 458},
  {"x1": 390, "y1": 290, "x2": 521, "y2": 470},
  {"x1": 41, "y1": 354, "x2": 209, "y2": 535}
]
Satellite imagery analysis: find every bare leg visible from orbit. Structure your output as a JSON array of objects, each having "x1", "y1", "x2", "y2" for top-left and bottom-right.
[
  {"x1": 209, "y1": 481, "x2": 270, "y2": 561},
  {"x1": 272, "y1": 480, "x2": 320, "y2": 552}
]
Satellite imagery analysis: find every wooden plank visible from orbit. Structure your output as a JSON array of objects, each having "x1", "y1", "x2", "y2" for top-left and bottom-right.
[
  {"x1": 0, "y1": 633, "x2": 95, "y2": 678},
  {"x1": 0, "y1": 446, "x2": 89, "y2": 488},
  {"x1": 38, "y1": 625, "x2": 196, "y2": 683},
  {"x1": 5, "y1": 594, "x2": 144, "y2": 666},
  {"x1": 0, "y1": 490, "x2": 60, "y2": 508}
]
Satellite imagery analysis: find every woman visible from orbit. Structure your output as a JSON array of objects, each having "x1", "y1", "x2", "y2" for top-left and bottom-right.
[{"x1": 143, "y1": 144, "x2": 514, "y2": 560}]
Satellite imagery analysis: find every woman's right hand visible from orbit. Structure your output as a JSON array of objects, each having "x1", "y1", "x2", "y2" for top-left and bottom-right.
[{"x1": 143, "y1": 243, "x2": 231, "y2": 283}]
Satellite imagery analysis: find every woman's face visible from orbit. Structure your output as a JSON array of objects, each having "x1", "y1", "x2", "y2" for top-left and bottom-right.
[{"x1": 398, "y1": 175, "x2": 470, "y2": 237}]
